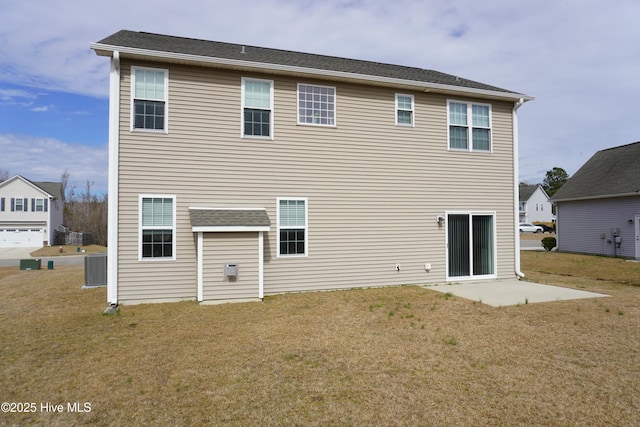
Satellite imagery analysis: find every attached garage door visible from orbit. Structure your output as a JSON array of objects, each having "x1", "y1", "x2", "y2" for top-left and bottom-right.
[{"x1": 0, "y1": 229, "x2": 44, "y2": 248}]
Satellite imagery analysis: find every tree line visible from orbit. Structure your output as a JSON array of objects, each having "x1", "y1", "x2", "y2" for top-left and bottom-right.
[
  {"x1": 523, "y1": 167, "x2": 569, "y2": 197},
  {"x1": 61, "y1": 170, "x2": 108, "y2": 246}
]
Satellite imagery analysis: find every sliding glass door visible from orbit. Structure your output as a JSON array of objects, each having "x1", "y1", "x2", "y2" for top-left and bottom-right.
[{"x1": 447, "y1": 213, "x2": 495, "y2": 279}]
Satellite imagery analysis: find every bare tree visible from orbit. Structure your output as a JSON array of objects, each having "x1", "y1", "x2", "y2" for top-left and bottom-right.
[
  {"x1": 0, "y1": 168, "x2": 9, "y2": 182},
  {"x1": 62, "y1": 171, "x2": 108, "y2": 246}
]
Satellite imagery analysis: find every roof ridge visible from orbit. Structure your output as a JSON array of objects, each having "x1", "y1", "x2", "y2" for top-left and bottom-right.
[{"x1": 94, "y1": 30, "x2": 528, "y2": 98}]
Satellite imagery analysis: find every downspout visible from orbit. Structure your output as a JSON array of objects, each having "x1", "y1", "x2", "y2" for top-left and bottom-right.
[
  {"x1": 513, "y1": 98, "x2": 526, "y2": 279},
  {"x1": 106, "y1": 51, "x2": 120, "y2": 305}
]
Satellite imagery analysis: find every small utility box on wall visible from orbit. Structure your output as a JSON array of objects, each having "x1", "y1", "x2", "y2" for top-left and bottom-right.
[{"x1": 224, "y1": 263, "x2": 238, "y2": 278}]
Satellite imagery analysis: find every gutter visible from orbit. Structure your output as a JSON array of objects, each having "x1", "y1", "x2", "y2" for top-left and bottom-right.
[
  {"x1": 106, "y1": 51, "x2": 120, "y2": 306},
  {"x1": 89, "y1": 43, "x2": 534, "y2": 103},
  {"x1": 552, "y1": 191, "x2": 640, "y2": 203},
  {"x1": 513, "y1": 98, "x2": 527, "y2": 279}
]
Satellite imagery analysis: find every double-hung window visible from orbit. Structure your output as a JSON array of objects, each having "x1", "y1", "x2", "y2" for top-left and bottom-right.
[
  {"x1": 395, "y1": 94, "x2": 414, "y2": 126},
  {"x1": 33, "y1": 198, "x2": 46, "y2": 212},
  {"x1": 448, "y1": 100, "x2": 492, "y2": 152},
  {"x1": 242, "y1": 78, "x2": 273, "y2": 138},
  {"x1": 278, "y1": 198, "x2": 307, "y2": 256},
  {"x1": 12, "y1": 198, "x2": 27, "y2": 212},
  {"x1": 140, "y1": 195, "x2": 175, "y2": 260},
  {"x1": 298, "y1": 84, "x2": 335, "y2": 126},
  {"x1": 132, "y1": 67, "x2": 168, "y2": 132}
]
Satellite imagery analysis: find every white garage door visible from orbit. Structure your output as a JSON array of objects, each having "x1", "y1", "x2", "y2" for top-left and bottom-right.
[{"x1": 0, "y1": 229, "x2": 44, "y2": 248}]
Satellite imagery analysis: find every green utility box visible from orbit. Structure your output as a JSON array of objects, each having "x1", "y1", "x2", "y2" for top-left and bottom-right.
[{"x1": 20, "y1": 259, "x2": 41, "y2": 270}]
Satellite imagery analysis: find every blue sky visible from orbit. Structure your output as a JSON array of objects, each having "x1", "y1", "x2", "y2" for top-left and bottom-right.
[{"x1": 2, "y1": 0, "x2": 640, "y2": 195}]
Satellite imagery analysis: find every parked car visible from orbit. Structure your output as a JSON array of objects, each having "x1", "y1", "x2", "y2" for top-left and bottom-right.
[
  {"x1": 519, "y1": 223, "x2": 543, "y2": 233},
  {"x1": 534, "y1": 223, "x2": 554, "y2": 233}
]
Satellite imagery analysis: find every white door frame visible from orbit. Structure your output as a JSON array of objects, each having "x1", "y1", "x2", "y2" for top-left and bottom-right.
[{"x1": 446, "y1": 211, "x2": 497, "y2": 281}]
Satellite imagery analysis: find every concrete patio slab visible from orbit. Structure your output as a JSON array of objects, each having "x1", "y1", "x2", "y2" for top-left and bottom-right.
[{"x1": 426, "y1": 279, "x2": 609, "y2": 307}]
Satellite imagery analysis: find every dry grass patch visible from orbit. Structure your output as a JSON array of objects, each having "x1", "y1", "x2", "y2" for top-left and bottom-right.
[
  {"x1": 1, "y1": 253, "x2": 640, "y2": 426},
  {"x1": 30, "y1": 245, "x2": 107, "y2": 257}
]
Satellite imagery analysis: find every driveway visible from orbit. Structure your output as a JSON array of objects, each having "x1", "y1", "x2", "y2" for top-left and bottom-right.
[
  {"x1": 0, "y1": 247, "x2": 84, "y2": 267},
  {"x1": 0, "y1": 247, "x2": 40, "y2": 260}
]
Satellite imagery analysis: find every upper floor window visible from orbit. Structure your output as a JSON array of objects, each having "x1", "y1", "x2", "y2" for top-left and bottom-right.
[
  {"x1": 242, "y1": 78, "x2": 273, "y2": 138},
  {"x1": 298, "y1": 84, "x2": 335, "y2": 126},
  {"x1": 32, "y1": 198, "x2": 47, "y2": 212},
  {"x1": 132, "y1": 67, "x2": 168, "y2": 132},
  {"x1": 395, "y1": 94, "x2": 414, "y2": 126},
  {"x1": 448, "y1": 100, "x2": 492, "y2": 152},
  {"x1": 278, "y1": 198, "x2": 308, "y2": 257},
  {"x1": 140, "y1": 195, "x2": 175, "y2": 260},
  {"x1": 12, "y1": 197, "x2": 27, "y2": 212}
]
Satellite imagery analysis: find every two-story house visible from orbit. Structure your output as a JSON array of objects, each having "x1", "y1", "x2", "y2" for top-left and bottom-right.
[
  {"x1": 90, "y1": 30, "x2": 533, "y2": 306},
  {"x1": 0, "y1": 175, "x2": 64, "y2": 247},
  {"x1": 519, "y1": 184, "x2": 553, "y2": 224}
]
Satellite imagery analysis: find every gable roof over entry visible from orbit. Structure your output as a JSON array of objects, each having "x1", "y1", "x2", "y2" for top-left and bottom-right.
[
  {"x1": 189, "y1": 208, "x2": 270, "y2": 232},
  {"x1": 552, "y1": 141, "x2": 640, "y2": 202}
]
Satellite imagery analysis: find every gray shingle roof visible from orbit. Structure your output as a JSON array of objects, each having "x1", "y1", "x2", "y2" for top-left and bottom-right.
[
  {"x1": 551, "y1": 141, "x2": 640, "y2": 201},
  {"x1": 189, "y1": 209, "x2": 270, "y2": 229},
  {"x1": 519, "y1": 184, "x2": 538, "y2": 201},
  {"x1": 33, "y1": 182, "x2": 64, "y2": 201},
  {"x1": 94, "y1": 30, "x2": 529, "y2": 98}
]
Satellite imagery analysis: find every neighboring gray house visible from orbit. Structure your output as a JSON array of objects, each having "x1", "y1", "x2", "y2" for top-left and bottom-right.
[
  {"x1": 551, "y1": 142, "x2": 640, "y2": 259},
  {"x1": 519, "y1": 184, "x2": 553, "y2": 224},
  {"x1": 0, "y1": 175, "x2": 65, "y2": 247},
  {"x1": 90, "y1": 30, "x2": 533, "y2": 306}
]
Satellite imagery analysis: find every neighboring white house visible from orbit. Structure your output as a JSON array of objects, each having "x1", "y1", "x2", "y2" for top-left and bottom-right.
[
  {"x1": 0, "y1": 175, "x2": 64, "y2": 248},
  {"x1": 519, "y1": 184, "x2": 553, "y2": 224}
]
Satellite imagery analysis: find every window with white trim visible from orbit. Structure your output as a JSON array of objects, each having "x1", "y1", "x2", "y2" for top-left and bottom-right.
[
  {"x1": 33, "y1": 198, "x2": 45, "y2": 212},
  {"x1": 132, "y1": 67, "x2": 168, "y2": 131},
  {"x1": 448, "y1": 100, "x2": 492, "y2": 151},
  {"x1": 242, "y1": 78, "x2": 273, "y2": 138},
  {"x1": 395, "y1": 94, "x2": 414, "y2": 126},
  {"x1": 12, "y1": 197, "x2": 27, "y2": 212},
  {"x1": 140, "y1": 196, "x2": 175, "y2": 260},
  {"x1": 298, "y1": 84, "x2": 335, "y2": 126},
  {"x1": 278, "y1": 198, "x2": 307, "y2": 256}
]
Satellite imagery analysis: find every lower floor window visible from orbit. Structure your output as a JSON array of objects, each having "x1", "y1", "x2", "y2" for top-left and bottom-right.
[
  {"x1": 140, "y1": 195, "x2": 175, "y2": 260},
  {"x1": 142, "y1": 229, "x2": 173, "y2": 258},
  {"x1": 278, "y1": 198, "x2": 307, "y2": 256},
  {"x1": 279, "y1": 229, "x2": 305, "y2": 255}
]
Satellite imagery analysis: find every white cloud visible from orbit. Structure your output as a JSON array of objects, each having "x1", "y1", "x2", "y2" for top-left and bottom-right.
[
  {"x1": 0, "y1": 134, "x2": 108, "y2": 194},
  {"x1": 0, "y1": 88, "x2": 37, "y2": 106},
  {"x1": 30, "y1": 105, "x2": 51, "y2": 112},
  {"x1": 1, "y1": 0, "x2": 640, "y2": 184}
]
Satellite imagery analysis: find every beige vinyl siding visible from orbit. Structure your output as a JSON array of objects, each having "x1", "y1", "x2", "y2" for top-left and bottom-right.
[
  {"x1": 115, "y1": 59, "x2": 517, "y2": 303},
  {"x1": 202, "y1": 232, "x2": 259, "y2": 300}
]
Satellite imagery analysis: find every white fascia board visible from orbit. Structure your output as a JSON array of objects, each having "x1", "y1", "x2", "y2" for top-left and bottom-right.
[
  {"x1": 0, "y1": 175, "x2": 53, "y2": 198},
  {"x1": 192, "y1": 226, "x2": 270, "y2": 233},
  {"x1": 90, "y1": 43, "x2": 534, "y2": 102},
  {"x1": 553, "y1": 192, "x2": 640, "y2": 203}
]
